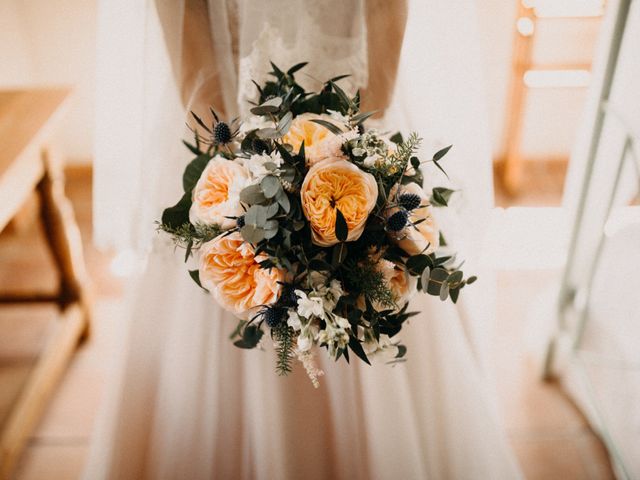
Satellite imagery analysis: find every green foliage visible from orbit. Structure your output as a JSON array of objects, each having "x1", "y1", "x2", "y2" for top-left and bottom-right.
[
  {"x1": 273, "y1": 323, "x2": 295, "y2": 375},
  {"x1": 344, "y1": 258, "x2": 395, "y2": 309}
]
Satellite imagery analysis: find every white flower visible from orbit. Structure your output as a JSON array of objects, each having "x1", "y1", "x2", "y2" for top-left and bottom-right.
[
  {"x1": 326, "y1": 109, "x2": 349, "y2": 124},
  {"x1": 297, "y1": 334, "x2": 313, "y2": 352},
  {"x1": 313, "y1": 277, "x2": 344, "y2": 312},
  {"x1": 333, "y1": 314, "x2": 350, "y2": 330},
  {"x1": 363, "y1": 333, "x2": 400, "y2": 362},
  {"x1": 363, "y1": 154, "x2": 382, "y2": 167},
  {"x1": 287, "y1": 309, "x2": 302, "y2": 330},
  {"x1": 243, "y1": 151, "x2": 283, "y2": 181},
  {"x1": 295, "y1": 290, "x2": 325, "y2": 319}
]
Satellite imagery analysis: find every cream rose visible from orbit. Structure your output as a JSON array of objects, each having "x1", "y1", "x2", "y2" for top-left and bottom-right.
[
  {"x1": 282, "y1": 113, "x2": 350, "y2": 165},
  {"x1": 189, "y1": 157, "x2": 250, "y2": 229},
  {"x1": 378, "y1": 259, "x2": 417, "y2": 309},
  {"x1": 199, "y1": 232, "x2": 284, "y2": 318},
  {"x1": 392, "y1": 182, "x2": 439, "y2": 255},
  {"x1": 300, "y1": 158, "x2": 378, "y2": 247}
]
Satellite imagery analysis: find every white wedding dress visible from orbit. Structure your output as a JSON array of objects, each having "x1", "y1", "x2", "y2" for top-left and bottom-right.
[{"x1": 86, "y1": 1, "x2": 522, "y2": 478}]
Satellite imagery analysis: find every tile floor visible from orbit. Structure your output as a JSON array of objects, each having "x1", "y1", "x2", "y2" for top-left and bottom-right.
[{"x1": 0, "y1": 170, "x2": 615, "y2": 479}]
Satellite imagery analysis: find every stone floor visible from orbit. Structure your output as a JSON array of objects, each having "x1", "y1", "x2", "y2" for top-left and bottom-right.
[{"x1": 0, "y1": 168, "x2": 614, "y2": 479}]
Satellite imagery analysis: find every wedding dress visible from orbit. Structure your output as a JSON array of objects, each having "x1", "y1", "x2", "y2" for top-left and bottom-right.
[{"x1": 86, "y1": 0, "x2": 522, "y2": 478}]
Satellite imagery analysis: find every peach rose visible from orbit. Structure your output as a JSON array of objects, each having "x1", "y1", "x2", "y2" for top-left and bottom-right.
[
  {"x1": 282, "y1": 113, "x2": 347, "y2": 165},
  {"x1": 199, "y1": 232, "x2": 284, "y2": 317},
  {"x1": 392, "y1": 182, "x2": 439, "y2": 255},
  {"x1": 378, "y1": 259, "x2": 417, "y2": 308},
  {"x1": 301, "y1": 158, "x2": 378, "y2": 247},
  {"x1": 190, "y1": 157, "x2": 250, "y2": 229}
]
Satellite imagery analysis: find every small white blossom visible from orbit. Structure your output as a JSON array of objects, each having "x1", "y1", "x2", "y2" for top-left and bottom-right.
[
  {"x1": 287, "y1": 310, "x2": 302, "y2": 331},
  {"x1": 295, "y1": 290, "x2": 325, "y2": 319},
  {"x1": 297, "y1": 334, "x2": 313, "y2": 352},
  {"x1": 326, "y1": 109, "x2": 349, "y2": 124},
  {"x1": 243, "y1": 151, "x2": 283, "y2": 180}
]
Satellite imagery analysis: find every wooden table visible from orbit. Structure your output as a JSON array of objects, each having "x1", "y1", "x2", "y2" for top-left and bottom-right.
[{"x1": 0, "y1": 89, "x2": 92, "y2": 478}]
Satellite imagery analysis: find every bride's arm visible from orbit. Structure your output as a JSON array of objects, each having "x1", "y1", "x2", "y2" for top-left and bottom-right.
[{"x1": 362, "y1": 0, "x2": 408, "y2": 116}]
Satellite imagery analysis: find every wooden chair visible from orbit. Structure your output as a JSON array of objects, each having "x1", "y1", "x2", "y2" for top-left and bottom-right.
[{"x1": 0, "y1": 89, "x2": 93, "y2": 478}]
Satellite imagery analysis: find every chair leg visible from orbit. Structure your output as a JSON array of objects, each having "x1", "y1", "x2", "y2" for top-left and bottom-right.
[{"x1": 37, "y1": 148, "x2": 93, "y2": 342}]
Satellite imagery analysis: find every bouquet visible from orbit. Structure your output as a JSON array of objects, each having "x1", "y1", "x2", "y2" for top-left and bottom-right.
[{"x1": 159, "y1": 63, "x2": 476, "y2": 387}]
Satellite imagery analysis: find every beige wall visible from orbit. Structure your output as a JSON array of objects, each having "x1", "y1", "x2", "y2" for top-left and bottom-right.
[{"x1": 0, "y1": 0, "x2": 97, "y2": 163}]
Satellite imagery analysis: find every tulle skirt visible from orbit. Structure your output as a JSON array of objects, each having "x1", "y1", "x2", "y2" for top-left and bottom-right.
[{"x1": 83, "y1": 243, "x2": 521, "y2": 480}]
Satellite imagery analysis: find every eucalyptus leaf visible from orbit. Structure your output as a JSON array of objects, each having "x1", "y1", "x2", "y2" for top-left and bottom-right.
[
  {"x1": 240, "y1": 184, "x2": 267, "y2": 204},
  {"x1": 240, "y1": 224, "x2": 265, "y2": 243},
  {"x1": 261, "y1": 175, "x2": 281, "y2": 199},
  {"x1": 275, "y1": 189, "x2": 290, "y2": 212},
  {"x1": 420, "y1": 267, "x2": 431, "y2": 293},
  {"x1": 439, "y1": 282, "x2": 450, "y2": 301},
  {"x1": 265, "y1": 202, "x2": 280, "y2": 218},
  {"x1": 256, "y1": 127, "x2": 281, "y2": 139}
]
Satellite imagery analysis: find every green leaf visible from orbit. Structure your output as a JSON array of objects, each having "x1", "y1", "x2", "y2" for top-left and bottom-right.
[
  {"x1": 466, "y1": 275, "x2": 478, "y2": 285},
  {"x1": 430, "y1": 187, "x2": 455, "y2": 207},
  {"x1": 350, "y1": 111, "x2": 376, "y2": 125},
  {"x1": 182, "y1": 139, "x2": 201, "y2": 155},
  {"x1": 256, "y1": 127, "x2": 281, "y2": 139},
  {"x1": 439, "y1": 281, "x2": 450, "y2": 301},
  {"x1": 229, "y1": 319, "x2": 247, "y2": 340},
  {"x1": 433, "y1": 145, "x2": 453, "y2": 161},
  {"x1": 396, "y1": 344, "x2": 407, "y2": 358},
  {"x1": 182, "y1": 154, "x2": 211, "y2": 193},
  {"x1": 390, "y1": 132, "x2": 404, "y2": 145},
  {"x1": 275, "y1": 189, "x2": 290, "y2": 212},
  {"x1": 250, "y1": 96, "x2": 283, "y2": 115},
  {"x1": 448, "y1": 270, "x2": 463, "y2": 285},
  {"x1": 310, "y1": 118, "x2": 343, "y2": 135},
  {"x1": 330, "y1": 82, "x2": 352, "y2": 109},
  {"x1": 276, "y1": 111, "x2": 293, "y2": 135},
  {"x1": 420, "y1": 267, "x2": 431, "y2": 292},
  {"x1": 161, "y1": 191, "x2": 191, "y2": 229},
  {"x1": 335, "y1": 208, "x2": 348, "y2": 242},
  {"x1": 191, "y1": 111, "x2": 212, "y2": 133},
  {"x1": 261, "y1": 175, "x2": 281, "y2": 199},
  {"x1": 450, "y1": 288, "x2": 460, "y2": 304},
  {"x1": 427, "y1": 268, "x2": 449, "y2": 296},
  {"x1": 287, "y1": 62, "x2": 308, "y2": 75},
  {"x1": 244, "y1": 205, "x2": 268, "y2": 228},
  {"x1": 233, "y1": 325, "x2": 264, "y2": 349},
  {"x1": 240, "y1": 184, "x2": 267, "y2": 204},
  {"x1": 240, "y1": 224, "x2": 265, "y2": 243},
  {"x1": 188, "y1": 269, "x2": 208, "y2": 292},
  {"x1": 348, "y1": 336, "x2": 371, "y2": 365},
  {"x1": 332, "y1": 242, "x2": 348, "y2": 267},
  {"x1": 406, "y1": 254, "x2": 433, "y2": 275}
]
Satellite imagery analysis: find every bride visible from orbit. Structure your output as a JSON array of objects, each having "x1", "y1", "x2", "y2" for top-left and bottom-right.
[{"x1": 86, "y1": 0, "x2": 522, "y2": 478}]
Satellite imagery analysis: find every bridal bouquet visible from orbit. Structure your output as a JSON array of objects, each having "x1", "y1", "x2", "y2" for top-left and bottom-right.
[{"x1": 159, "y1": 63, "x2": 475, "y2": 386}]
